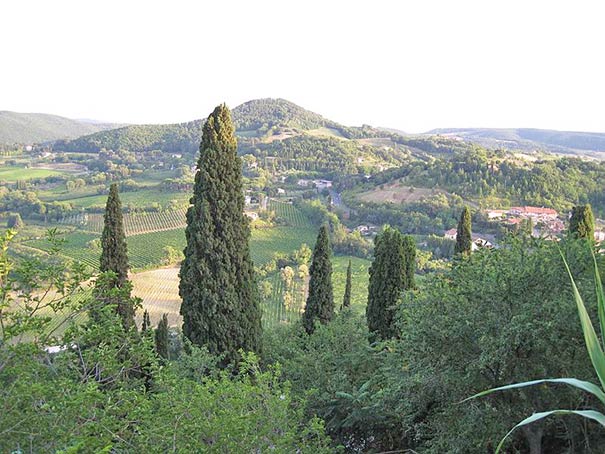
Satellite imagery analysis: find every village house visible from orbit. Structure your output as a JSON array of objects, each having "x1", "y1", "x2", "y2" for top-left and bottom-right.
[{"x1": 245, "y1": 211, "x2": 259, "y2": 221}]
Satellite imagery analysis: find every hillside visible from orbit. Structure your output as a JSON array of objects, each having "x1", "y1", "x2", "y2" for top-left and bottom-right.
[
  {"x1": 0, "y1": 111, "x2": 120, "y2": 145},
  {"x1": 52, "y1": 99, "x2": 359, "y2": 154},
  {"x1": 429, "y1": 127, "x2": 605, "y2": 157},
  {"x1": 53, "y1": 120, "x2": 204, "y2": 154}
]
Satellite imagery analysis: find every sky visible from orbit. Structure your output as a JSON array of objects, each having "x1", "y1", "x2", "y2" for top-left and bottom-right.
[{"x1": 2, "y1": 0, "x2": 604, "y2": 133}]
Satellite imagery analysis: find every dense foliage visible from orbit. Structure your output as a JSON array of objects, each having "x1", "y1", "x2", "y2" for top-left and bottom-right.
[
  {"x1": 266, "y1": 237, "x2": 605, "y2": 452},
  {"x1": 179, "y1": 104, "x2": 262, "y2": 362}
]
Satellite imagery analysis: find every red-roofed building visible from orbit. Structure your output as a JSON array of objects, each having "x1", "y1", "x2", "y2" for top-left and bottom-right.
[{"x1": 510, "y1": 206, "x2": 558, "y2": 220}]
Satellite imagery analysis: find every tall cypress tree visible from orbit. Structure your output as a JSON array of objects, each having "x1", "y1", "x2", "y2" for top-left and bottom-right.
[
  {"x1": 141, "y1": 310, "x2": 151, "y2": 333},
  {"x1": 155, "y1": 314, "x2": 169, "y2": 360},
  {"x1": 342, "y1": 259, "x2": 352, "y2": 310},
  {"x1": 98, "y1": 183, "x2": 135, "y2": 330},
  {"x1": 367, "y1": 226, "x2": 405, "y2": 341},
  {"x1": 455, "y1": 206, "x2": 472, "y2": 255},
  {"x1": 303, "y1": 225, "x2": 334, "y2": 334},
  {"x1": 569, "y1": 204, "x2": 595, "y2": 241},
  {"x1": 179, "y1": 104, "x2": 261, "y2": 361},
  {"x1": 402, "y1": 235, "x2": 416, "y2": 290}
]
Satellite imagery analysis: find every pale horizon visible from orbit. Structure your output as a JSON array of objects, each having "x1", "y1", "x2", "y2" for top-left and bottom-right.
[{"x1": 2, "y1": 0, "x2": 604, "y2": 134}]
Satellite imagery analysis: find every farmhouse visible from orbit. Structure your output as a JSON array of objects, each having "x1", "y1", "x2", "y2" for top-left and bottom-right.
[
  {"x1": 486, "y1": 209, "x2": 506, "y2": 219},
  {"x1": 444, "y1": 228, "x2": 457, "y2": 240},
  {"x1": 313, "y1": 179, "x2": 333, "y2": 190},
  {"x1": 245, "y1": 211, "x2": 259, "y2": 221}
]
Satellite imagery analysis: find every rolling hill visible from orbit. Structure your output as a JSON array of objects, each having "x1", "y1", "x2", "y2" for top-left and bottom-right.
[
  {"x1": 51, "y1": 98, "x2": 362, "y2": 154},
  {"x1": 428, "y1": 127, "x2": 605, "y2": 157},
  {"x1": 0, "y1": 111, "x2": 120, "y2": 145}
]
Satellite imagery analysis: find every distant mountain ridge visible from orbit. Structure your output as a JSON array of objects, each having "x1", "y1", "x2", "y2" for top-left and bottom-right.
[
  {"x1": 428, "y1": 127, "x2": 605, "y2": 155},
  {"x1": 0, "y1": 111, "x2": 121, "y2": 145}
]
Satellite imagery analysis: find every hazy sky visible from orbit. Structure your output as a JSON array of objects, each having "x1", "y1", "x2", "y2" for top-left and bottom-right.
[{"x1": 2, "y1": 0, "x2": 604, "y2": 132}]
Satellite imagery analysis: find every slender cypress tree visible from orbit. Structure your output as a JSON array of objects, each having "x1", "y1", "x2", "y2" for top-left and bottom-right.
[
  {"x1": 342, "y1": 259, "x2": 352, "y2": 310},
  {"x1": 155, "y1": 314, "x2": 169, "y2": 360},
  {"x1": 303, "y1": 225, "x2": 334, "y2": 334},
  {"x1": 455, "y1": 206, "x2": 472, "y2": 255},
  {"x1": 402, "y1": 235, "x2": 416, "y2": 290},
  {"x1": 98, "y1": 183, "x2": 135, "y2": 330},
  {"x1": 141, "y1": 310, "x2": 151, "y2": 333},
  {"x1": 569, "y1": 204, "x2": 595, "y2": 241},
  {"x1": 179, "y1": 104, "x2": 262, "y2": 361},
  {"x1": 366, "y1": 226, "x2": 405, "y2": 341}
]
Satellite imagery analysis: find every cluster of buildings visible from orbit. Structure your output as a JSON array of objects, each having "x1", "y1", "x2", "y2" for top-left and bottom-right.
[
  {"x1": 444, "y1": 205, "x2": 604, "y2": 244},
  {"x1": 297, "y1": 179, "x2": 333, "y2": 190},
  {"x1": 485, "y1": 206, "x2": 565, "y2": 236}
]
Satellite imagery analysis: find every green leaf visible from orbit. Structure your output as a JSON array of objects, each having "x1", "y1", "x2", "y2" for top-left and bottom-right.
[
  {"x1": 463, "y1": 377, "x2": 605, "y2": 406},
  {"x1": 495, "y1": 410, "x2": 605, "y2": 454},
  {"x1": 560, "y1": 250, "x2": 605, "y2": 391},
  {"x1": 593, "y1": 252, "x2": 605, "y2": 351}
]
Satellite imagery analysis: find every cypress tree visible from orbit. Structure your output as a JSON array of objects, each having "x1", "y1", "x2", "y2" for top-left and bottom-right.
[
  {"x1": 98, "y1": 183, "x2": 135, "y2": 331},
  {"x1": 402, "y1": 235, "x2": 416, "y2": 290},
  {"x1": 366, "y1": 226, "x2": 405, "y2": 341},
  {"x1": 7, "y1": 213, "x2": 24, "y2": 229},
  {"x1": 141, "y1": 310, "x2": 151, "y2": 333},
  {"x1": 569, "y1": 204, "x2": 595, "y2": 241},
  {"x1": 342, "y1": 259, "x2": 352, "y2": 310},
  {"x1": 455, "y1": 206, "x2": 472, "y2": 255},
  {"x1": 303, "y1": 225, "x2": 334, "y2": 334},
  {"x1": 179, "y1": 104, "x2": 262, "y2": 361},
  {"x1": 154, "y1": 314, "x2": 169, "y2": 360}
]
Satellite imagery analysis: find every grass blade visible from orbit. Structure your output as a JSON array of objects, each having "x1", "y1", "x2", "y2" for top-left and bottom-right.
[
  {"x1": 463, "y1": 377, "x2": 605, "y2": 406},
  {"x1": 560, "y1": 250, "x2": 605, "y2": 391},
  {"x1": 495, "y1": 410, "x2": 605, "y2": 454},
  {"x1": 593, "y1": 253, "x2": 605, "y2": 350}
]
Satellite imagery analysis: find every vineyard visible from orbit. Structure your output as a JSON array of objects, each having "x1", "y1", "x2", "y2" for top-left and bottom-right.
[
  {"x1": 20, "y1": 198, "x2": 369, "y2": 329},
  {"x1": 24, "y1": 229, "x2": 186, "y2": 271},
  {"x1": 59, "y1": 208, "x2": 188, "y2": 236}
]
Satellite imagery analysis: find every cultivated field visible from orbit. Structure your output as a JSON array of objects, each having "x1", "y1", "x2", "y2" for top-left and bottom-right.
[
  {"x1": 60, "y1": 208, "x2": 188, "y2": 236},
  {"x1": 357, "y1": 182, "x2": 448, "y2": 204}
]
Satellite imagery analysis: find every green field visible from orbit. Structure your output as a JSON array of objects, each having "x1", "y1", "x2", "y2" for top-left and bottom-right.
[
  {"x1": 24, "y1": 199, "x2": 320, "y2": 271},
  {"x1": 0, "y1": 166, "x2": 64, "y2": 182},
  {"x1": 64, "y1": 189, "x2": 190, "y2": 209}
]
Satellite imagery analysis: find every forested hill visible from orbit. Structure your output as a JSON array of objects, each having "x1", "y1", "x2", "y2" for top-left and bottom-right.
[
  {"x1": 50, "y1": 98, "x2": 473, "y2": 164},
  {"x1": 53, "y1": 120, "x2": 205, "y2": 154},
  {"x1": 51, "y1": 98, "x2": 362, "y2": 153},
  {"x1": 428, "y1": 127, "x2": 605, "y2": 156},
  {"x1": 0, "y1": 111, "x2": 120, "y2": 145}
]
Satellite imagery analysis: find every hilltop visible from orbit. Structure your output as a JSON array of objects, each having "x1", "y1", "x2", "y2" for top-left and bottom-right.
[
  {"x1": 0, "y1": 111, "x2": 120, "y2": 145},
  {"x1": 233, "y1": 98, "x2": 342, "y2": 132}
]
